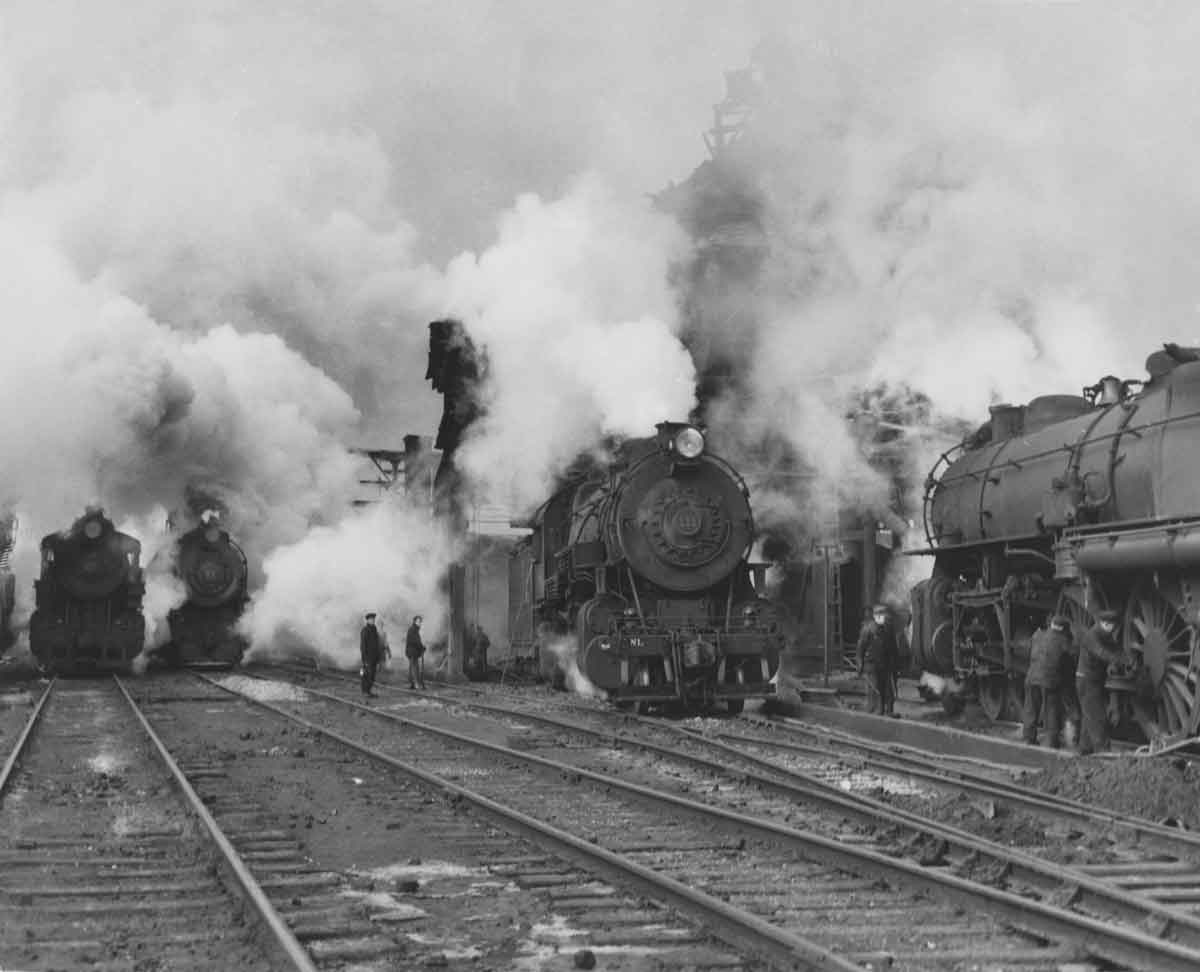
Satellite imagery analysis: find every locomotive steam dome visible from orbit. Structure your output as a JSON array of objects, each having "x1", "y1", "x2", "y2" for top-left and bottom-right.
[{"x1": 611, "y1": 449, "x2": 753, "y2": 592}]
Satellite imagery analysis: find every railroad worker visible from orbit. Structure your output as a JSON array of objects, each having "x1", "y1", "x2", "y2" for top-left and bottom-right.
[
  {"x1": 360, "y1": 612, "x2": 383, "y2": 697},
  {"x1": 856, "y1": 603, "x2": 900, "y2": 717},
  {"x1": 1075, "y1": 608, "x2": 1124, "y2": 755},
  {"x1": 464, "y1": 622, "x2": 490, "y2": 679},
  {"x1": 1021, "y1": 615, "x2": 1073, "y2": 748},
  {"x1": 405, "y1": 615, "x2": 427, "y2": 690}
]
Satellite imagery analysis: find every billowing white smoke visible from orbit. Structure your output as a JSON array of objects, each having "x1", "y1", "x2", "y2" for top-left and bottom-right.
[
  {"x1": 8, "y1": 1, "x2": 1200, "y2": 663},
  {"x1": 682, "y1": 9, "x2": 1200, "y2": 597},
  {"x1": 539, "y1": 628, "x2": 604, "y2": 700},
  {"x1": 240, "y1": 500, "x2": 458, "y2": 669},
  {"x1": 0, "y1": 224, "x2": 360, "y2": 651},
  {"x1": 0, "y1": 1, "x2": 752, "y2": 660},
  {"x1": 442, "y1": 178, "x2": 697, "y2": 512}
]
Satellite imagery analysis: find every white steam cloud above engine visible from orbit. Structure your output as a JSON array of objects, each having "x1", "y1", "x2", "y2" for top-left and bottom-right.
[{"x1": 1, "y1": 1, "x2": 1199, "y2": 656}]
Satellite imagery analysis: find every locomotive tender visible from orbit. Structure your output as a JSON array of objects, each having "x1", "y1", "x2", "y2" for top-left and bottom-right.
[
  {"x1": 911, "y1": 344, "x2": 1200, "y2": 744},
  {"x1": 509, "y1": 422, "x2": 782, "y2": 713},
  {"x1": 30, "y1": 509, "x2": 145, "y2": 673},
  {"x1": 165, "y1": 519, "x2": 249, "y2": 668}
]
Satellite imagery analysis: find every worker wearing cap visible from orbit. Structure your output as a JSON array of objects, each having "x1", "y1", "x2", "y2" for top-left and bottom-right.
[
  {"x1": 856, "y1": 603, "x2": 901, "y2": 717},
  {"x1": 360, "y1": 612, "x2": 383, "y2": 697},
  {"x1": 1022, "y1": 615, "x2": 1074, "y2": 748},
  {"x1": 1075, "y1": 608, "x2": 1124, "y2": 755}
]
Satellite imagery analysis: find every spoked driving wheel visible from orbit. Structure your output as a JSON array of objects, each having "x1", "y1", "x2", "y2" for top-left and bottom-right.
[
  {"x1": 1056, "y1": 584, "x2": 1110, "y2": 641},
  {"x1": 1124, "y1": 579, "x2": 1199, "y2": 737}
]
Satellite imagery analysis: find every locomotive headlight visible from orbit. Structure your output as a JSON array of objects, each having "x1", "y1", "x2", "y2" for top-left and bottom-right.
[
  {"x1": 204, "y1": 526, "x2": 220, "y2": 544},
  {"x1": 673, "y1": 426, "x2": 704, "y2": 459},
  {"x1": 83, "y1": 520, "x2": 102, "y2": 540}
]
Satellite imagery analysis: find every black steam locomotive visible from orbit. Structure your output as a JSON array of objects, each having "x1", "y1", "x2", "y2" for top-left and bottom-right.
[
  {"x1": 509, "y1": 422, "x2": 782, "y2": 713},
  {"x1": 30, "y1": 509, "x2": 145, "y2": 673},
  {"x1": 164, "y1": 519, "x2": 248, "y2": 668},
  {"x1": 910, "y1": 345, "x2": 1200, "y2": 745}
]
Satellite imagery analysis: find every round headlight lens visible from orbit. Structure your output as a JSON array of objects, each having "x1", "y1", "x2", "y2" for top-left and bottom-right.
[
  {"x1": 673, "y1": 427, "x2": 704, "y2": 459},
  {"x1": 83, "y1": 520, "x2": 102, "y2": 540},
  {"x1": 204, "y1": 526, "x2": 221, "y2": 544}
]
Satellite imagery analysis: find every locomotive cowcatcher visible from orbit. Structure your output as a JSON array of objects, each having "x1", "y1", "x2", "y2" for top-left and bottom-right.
[
  {"x1": 165, "y1": 518, "x2": 249, "y2": 668},
  {"x1": 910, "y1": 345, "x2": 1200, "y2": 746},
  {"x1": 509, "y1": 422, "x2": 782, "y2": 713},
  {"x1": 30, "y1": 508, "x2": 145, "y2": 673}
]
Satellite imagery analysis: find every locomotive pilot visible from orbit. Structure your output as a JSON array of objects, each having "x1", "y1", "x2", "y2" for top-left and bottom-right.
[
  {"x1": 1021, "y1": 615, "x2": 1074, "y2": 749},
  {"x1": 856, "y1": 603, "x2": 902, "y2": 717},
  {"x1": 1075, "y1": 608, "x2": 1124, "y2": 755}
]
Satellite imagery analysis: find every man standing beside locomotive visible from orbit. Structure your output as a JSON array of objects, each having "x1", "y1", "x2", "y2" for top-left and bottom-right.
[
  {"x1": 1022, "y1": 615, "x2": 1074, "y2": 748},
  {"x1": 1075, "y1": 608, "x2": 1125, "y2": 755},
  {"x1": 856, "y1": 603, "x2": 901, "y2": 717},
  {"x1": 405, "y1": 615, "x2": 427, "y2": 690}
]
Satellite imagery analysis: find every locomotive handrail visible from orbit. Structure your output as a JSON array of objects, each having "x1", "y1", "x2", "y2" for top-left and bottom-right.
[
  {"x1": 933, "y1": 406, "x2": 1200, "y2": 491},
  {"x1": 921, "y1": 441, "x2": 965, "y2": 547},
  {"x1": 1062, "y1": 514, "x2": 1200, "y2": 539}
]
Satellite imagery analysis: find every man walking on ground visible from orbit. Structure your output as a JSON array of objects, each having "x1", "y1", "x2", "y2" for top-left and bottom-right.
[
  {"x1": 405, "y1": 615, "x2": 427, "y2": 690},
  {"x1": 856, "y1": 603, "x2": 901, "y2": 717}
]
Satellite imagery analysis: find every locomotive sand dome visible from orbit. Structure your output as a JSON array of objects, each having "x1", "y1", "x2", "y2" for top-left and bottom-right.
[
  {"x1": 30, "y1": 508, "x2": 146, "y2": 673},
  {"x1": 910, "y1": 344, "x2": 1200, "y2": 744},
  {"x1": 510, "y1": 422, "x2": 782, "y2": 713}
]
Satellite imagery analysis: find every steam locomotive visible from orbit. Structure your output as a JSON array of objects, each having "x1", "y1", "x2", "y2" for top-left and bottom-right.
[
  {"x1": 910, "y1": 344, "x2": 1200, "y2": 744},
  {"x1": 509, "y1": 422, "x2": 782, "y2": 713},
  {"x1": 164, "y1": 519, "x2": 249, "y2": 668},
  {"x1": 30, "y1": 509, "x2": 146, "y2": 673}
]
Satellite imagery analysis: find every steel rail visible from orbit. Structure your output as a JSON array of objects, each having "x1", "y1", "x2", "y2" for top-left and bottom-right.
[
  {"x1": 113, "y1": 677, "x2": 318, "y2": 972},
  {"x1": 706, "y1": 721, "x2": 1200, "y2": 847},
  {"x1": 281, "y1": 665, "x2": 1193, "y2": 849},
  {"x1": 202, "y1": 676, "x2": 860, "y2": 972},
  {"x1": 303, "y1": 668, "x2": 1200, "y2": 949},
  {"x1": 234, "y1": 672, "x2": 1200, "y2": 972},
  {"x1": 0, "y1": 678, "x2": 54, "y2": 798}
]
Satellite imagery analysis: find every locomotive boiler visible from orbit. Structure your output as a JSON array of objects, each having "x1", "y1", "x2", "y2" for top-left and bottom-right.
[
  {"x1": 910, "y1": 345, "x2": 1200, "y2": 744},
  {"x1": 165, "y1": 519, "x2": 249, "y2": 668},
  {"x1": 508, "y1": 422, "x2": 782, "y2": 713},
  {"x1": 30, "y1": 509, "x2": 145, "y2": 673}
]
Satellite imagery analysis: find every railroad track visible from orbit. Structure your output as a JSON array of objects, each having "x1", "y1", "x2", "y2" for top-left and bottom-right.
[
  {"x1": 238, "y1": 666, "x2": 1200, "y2": 970},
  {"x1": 127, "y1": 673, "x2": 754, "y2": 971},
  {"x1": 271, "y1": 667, "x2": 1200, "y2": 948},
  {"x1": 0, "y1": 676, "x2": 314, "y2": 972}
]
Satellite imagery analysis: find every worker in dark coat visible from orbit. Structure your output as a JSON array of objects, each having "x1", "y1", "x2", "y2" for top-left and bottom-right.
[
  {"x1": 1022, "y1": 615, "x2": 1073, "y2": 748},
  {"x1": 360, "y1": 612, "x2": 384, "y2": 697},
  {"x1": 1075, "y1": 608, "x2": 1124, "y2": 755},
  {"x1": 463, "y1": 622, "x2": 490, "y2": 679},
  {"x1": 856, "y1": 603, "x2": 901, "y2": 717},
  {"x1": 405, "y1": 615, "x2": 427, "y2": 690}
]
